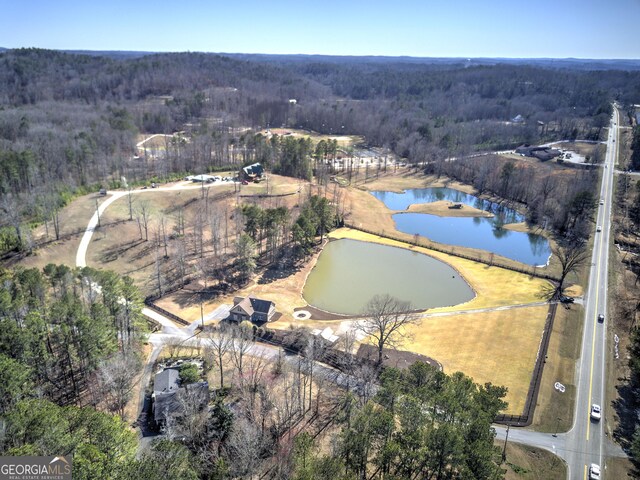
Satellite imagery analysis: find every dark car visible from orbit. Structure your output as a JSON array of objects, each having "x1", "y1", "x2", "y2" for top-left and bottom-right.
[
  {"x1": 560, "y1": 295, "x2": 575, "y2": 304},
  {"x1": 597, "y1": 314, "x2": 604, "y2": 323}
]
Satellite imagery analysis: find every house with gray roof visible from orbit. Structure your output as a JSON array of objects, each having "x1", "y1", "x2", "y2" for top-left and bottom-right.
[
  {"x1": 229, "y1": 296, "x2": 276, "y2": 324},
  {"x1": 152, "y1": 369, "x2": 209, "y2": 427}
]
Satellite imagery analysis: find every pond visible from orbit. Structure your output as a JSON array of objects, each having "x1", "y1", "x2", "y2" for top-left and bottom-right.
[
  {"x1": 371, "y1": 188, "x2": 551, "y2": 266},
  {"x1": 303, "y1": 239, "x2": 475, "y2": 315},
  {"x1": 371, "y1": 187, "x2": 524, "y2": 223}
]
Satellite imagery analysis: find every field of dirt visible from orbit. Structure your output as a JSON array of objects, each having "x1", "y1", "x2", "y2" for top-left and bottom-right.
[{"x1": 260, "y1": 128, "x2": 363, "y2": 148}]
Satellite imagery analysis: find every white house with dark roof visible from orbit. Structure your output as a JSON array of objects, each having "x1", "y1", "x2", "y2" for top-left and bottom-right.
[
  {"x1": 229, "y1": 296, "x2": 276, "y2": 324},
  {"x1": 240, "y1": 163, "x2": 264, "y2": 181}
]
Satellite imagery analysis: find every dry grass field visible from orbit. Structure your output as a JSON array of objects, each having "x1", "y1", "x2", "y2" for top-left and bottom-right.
[
  {"x1": 405, "y1": 306, "x2": 549, "y2": 414},
  {"x1": 501, "y1": 442, "x2": 566, "y2": 480},
  {"x1": 531, "y1": 305, "x2": 583, "y2": 432},
  {"x1": 6, "y1": 192, "x2": 109, "y2": 271}
]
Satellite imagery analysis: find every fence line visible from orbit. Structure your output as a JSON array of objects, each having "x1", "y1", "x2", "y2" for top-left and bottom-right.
[
  {"x1": 143, "y1": 297, "x2": 190, "y2": 326},
  {"x1": 494, "y1": 303, "x2": 557, "y2": 426},
  {"x1": 343, "y1": 223, "x2": 560, "y2": 282}
]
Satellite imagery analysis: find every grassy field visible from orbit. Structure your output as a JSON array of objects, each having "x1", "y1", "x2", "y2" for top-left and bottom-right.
[
  {"x1": 405, "y1": 306, "x2": 549, "y2": 414},
  {"x1": 501, "y1": 442, "x2": 566, "y2": 480},
  {"x1": 531, "y1": 305, "x2": 583, "y2": 432},
  {"x1": 5, "y1": 192, "x2": 106, "y2": 271}
]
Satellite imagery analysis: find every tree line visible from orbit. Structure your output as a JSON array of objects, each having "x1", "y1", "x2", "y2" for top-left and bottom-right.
[
  {"x1": 0, "y1": 264, "x2": 147, "y2": 409},
  {"x1": 2, "y1": 48, "x2": 638, "y2": 254}
]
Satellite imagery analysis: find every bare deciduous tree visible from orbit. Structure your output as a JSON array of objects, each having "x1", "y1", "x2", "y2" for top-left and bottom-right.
[
  {"x1": 224, "y1": 416, "x2": 263, "y2": 478},
  {"x1": 97, "y1": 351, "x2": 141, "y2": 419},
  {"x1": 127, "y1": 187, "x2": 135, "y2": 221},
  {"x1": 205, "y1": 325, "x2": 233, "y2": 388},
  {"x1": 355, "y1": 294, "x2": 420, "y2": 366},
  {"x1": 230, "y1": 324, "x2": 253, "y2": 387},
  {"x1": 545, "y1": 243, "x2": 590, "y2": 300},
  {"x1": 136, "y1": 200, "x2": 152, "y2": 241},
  {"x1": 172, "y1": 236, "x2": 188, "y2": 288}
]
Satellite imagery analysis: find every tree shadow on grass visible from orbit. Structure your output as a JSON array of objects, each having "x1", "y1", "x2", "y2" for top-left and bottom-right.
[
  {"x1": 257, "y1": 257, "x2": 304, "y2": 284},
  {"x1": 98, "y1": 238, "x2": 146, "y2": 263},
  {"x1": 170, "y1": 283, "x2": 232, "y2": 309}
]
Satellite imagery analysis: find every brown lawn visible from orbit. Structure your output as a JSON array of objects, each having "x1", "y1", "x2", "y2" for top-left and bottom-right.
[{"x1": 405, "y1": 306, "x2": 549, "y2": 414}]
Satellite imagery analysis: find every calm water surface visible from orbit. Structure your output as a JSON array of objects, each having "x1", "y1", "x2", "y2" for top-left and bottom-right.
[
  {"x1": 303, "y1": 239, "x2": 474, "y2": 315},
  {"x1": 371, "y1": 188, "x2": 551, "y2": 266}
]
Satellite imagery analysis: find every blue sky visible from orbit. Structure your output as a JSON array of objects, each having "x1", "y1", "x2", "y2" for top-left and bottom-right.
[{"x1": 1, "y1": 0, "x2": 639, "y2": 58}]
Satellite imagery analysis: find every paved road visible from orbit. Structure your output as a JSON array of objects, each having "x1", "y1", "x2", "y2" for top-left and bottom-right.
[
  {"x1": 494, "y1": 107, "x2": 624, "y2": 479},
  {"x1": 561, "y1": 105, "x2": 619, "y2": 480},
  {"x1": 75, "y1": 180, "x2": 235, "y2": 268}
]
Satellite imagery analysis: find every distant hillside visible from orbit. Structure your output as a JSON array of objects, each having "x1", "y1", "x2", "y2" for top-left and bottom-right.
[
  {"x1": 62, "y1": 49, "x2": 155, "y2": 59},
  {"x1": 223, "y1": 53, "x2": 640, "y2": 71},
  {"x1": 1, "y1": 46, "x2": 639, "y2": 228}
]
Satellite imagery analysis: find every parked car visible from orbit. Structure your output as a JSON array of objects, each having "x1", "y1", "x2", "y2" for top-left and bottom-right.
[
  {"x1": 589, "y1": 463, "x2": 601, "y2": 479},
  {"x1": 151, "y1": 182, "x2": 157, "y2": 188},
  {"x1": 559, "y1": 295, "x2": 574, "y2": 304},
  {"x1": 590, "y1": 404, "x2": 601, "y2": 421},
  {"x1": 598, "y1": 314, "x2": 604, "y2": 323}
]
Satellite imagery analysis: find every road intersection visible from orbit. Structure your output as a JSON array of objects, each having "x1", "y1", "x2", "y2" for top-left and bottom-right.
[{"x1": 496, "y1": 106, "x2": 626, "y2": 479}]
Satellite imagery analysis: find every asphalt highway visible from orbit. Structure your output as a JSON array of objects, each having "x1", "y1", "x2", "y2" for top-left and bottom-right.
[{"x1": 497, "y1": 106, "x2": 623, "y2": 480}]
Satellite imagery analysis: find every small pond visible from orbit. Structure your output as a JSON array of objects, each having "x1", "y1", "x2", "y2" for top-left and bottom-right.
[
  {"x1": 303, "y1": 239, "x2": 475, "y2": 315},
  {"x1": 371, "y1": 187, "x2": 524, "y2": 224},
  {"x1": 371, "y1": 188, "x2": 551, "y2": 266}
]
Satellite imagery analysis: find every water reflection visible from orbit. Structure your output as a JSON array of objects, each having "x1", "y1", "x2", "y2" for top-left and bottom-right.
[
  {"x1": 303, "y1": 239, "x2": 475, "y2": 315},
  {"x1": 371, "y1": 188, "x2": 551, "y2": 266}
]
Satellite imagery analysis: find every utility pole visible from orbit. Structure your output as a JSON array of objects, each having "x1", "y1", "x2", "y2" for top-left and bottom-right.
[
  {"x1": 501, "y1": 424, "x2": 510, "y2": 462},
  {"x1": 200, "y1": 300, "x2": 204, "y2": 329}
]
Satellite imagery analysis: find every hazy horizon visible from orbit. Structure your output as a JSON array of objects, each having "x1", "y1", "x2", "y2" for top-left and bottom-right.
[{"x1": 2, "y1": 0, "x2": 639, "y2": 60}]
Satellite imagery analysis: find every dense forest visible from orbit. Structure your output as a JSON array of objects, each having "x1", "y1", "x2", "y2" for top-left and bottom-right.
[{"x1": 2, "y1": 48, "x2": 640, "y2": 252}]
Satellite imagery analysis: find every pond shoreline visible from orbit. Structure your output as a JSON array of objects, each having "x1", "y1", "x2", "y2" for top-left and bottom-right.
[{"x1": 302, "y1": 237, "x2": 476, "y2": 316}]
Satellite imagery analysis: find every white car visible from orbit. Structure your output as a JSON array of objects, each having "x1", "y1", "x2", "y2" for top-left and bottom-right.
[
  {"x1": 596, "y1": 226, "x2": 602, "y2": 232},
  {"x1": 589, "y1": 463, "x2": 601, "y2": 479},
  {"x1": 599, "y1": 200, "x2": 604, "y2": 205},
  {"x1": 590, "y1": 404, "x2": 601, "y2": 421}
]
